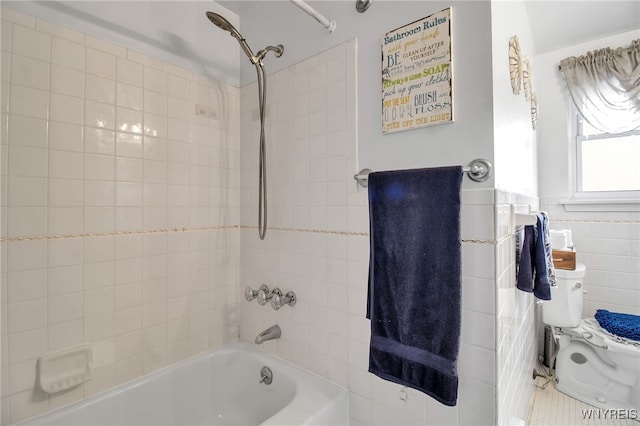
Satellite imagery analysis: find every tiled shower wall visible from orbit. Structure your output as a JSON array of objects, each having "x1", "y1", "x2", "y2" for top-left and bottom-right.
[
  {"x1": 238, "y1": 40, "x2": 500, "y2": 425},
  {"x1": 0, "y1": 8, "x2": 240, "y2": 424}
]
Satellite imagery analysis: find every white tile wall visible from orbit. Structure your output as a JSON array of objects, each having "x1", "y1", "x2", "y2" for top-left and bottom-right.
[
  {"x1": 548, "y1": 220, "x2": 640, "y2": 317},
  {"x1": 238, "y1": 40, "x2": 501, "y2": 426},
  {"x1": 0, "y1": 8, "x2": 240, "y2": 424},
  {"x1": 495, "y1": 192, "x2": 539, "y2": 426},
  {"x1": 539, "y1": 201, "x2": 640, "y2": 317}
]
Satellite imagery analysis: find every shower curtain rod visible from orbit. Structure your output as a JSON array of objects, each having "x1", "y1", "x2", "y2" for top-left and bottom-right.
[{"x1": 289, "y1": 0, "x2": 336, "y2": 32}]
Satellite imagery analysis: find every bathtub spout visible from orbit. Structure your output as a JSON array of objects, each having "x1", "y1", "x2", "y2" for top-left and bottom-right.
[{"x1": 255, "y1": 325, "x2": 281, "y2": 344}]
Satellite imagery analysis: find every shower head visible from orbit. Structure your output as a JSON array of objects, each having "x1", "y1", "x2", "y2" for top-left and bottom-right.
[
  {"x1": 206, "y1": 12, "x2": 240, "y2": 38},
  {"x1": 206, "y1": 11, "x2": 256, "y2": 63}
]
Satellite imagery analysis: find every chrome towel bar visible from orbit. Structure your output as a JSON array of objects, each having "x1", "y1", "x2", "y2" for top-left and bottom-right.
[{"x1": 353, "y1": 158, "x2": 493, "y2": 188}]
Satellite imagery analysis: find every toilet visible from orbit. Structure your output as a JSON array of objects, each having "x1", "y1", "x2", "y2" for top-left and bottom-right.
[{"x1": 542, "y1": 264, "x2": 640, "y2": 413}]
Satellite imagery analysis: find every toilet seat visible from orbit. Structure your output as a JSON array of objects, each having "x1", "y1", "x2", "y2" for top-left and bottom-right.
[{"x1": 561, "y1": 318, "x2": 640, "y2": 355}]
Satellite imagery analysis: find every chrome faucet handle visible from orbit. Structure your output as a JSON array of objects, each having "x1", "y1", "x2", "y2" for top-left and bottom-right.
[
  {"x1": 245, "y1": 284, "x2": 270, "y2": 302},
  {"x1": 258, "y1": 288, "x2": 281, "y2": 305},
  {"x1": 271, "y1": 291, "x2": 296, "y2": 310}
]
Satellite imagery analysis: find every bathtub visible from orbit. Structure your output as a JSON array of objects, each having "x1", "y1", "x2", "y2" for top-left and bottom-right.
[{"x1": 17, "y1": 342, "x2": 348, "y2": 426}]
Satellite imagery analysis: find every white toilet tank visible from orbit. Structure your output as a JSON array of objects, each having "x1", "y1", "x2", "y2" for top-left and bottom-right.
[{"x1": 542, "y1": 263, "x2": 586, "y2": 327}]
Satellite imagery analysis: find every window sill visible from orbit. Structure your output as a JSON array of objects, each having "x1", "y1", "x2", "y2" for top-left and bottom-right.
[{"x1": 562, "y1": 198, "x2": 640, "y2": 212}]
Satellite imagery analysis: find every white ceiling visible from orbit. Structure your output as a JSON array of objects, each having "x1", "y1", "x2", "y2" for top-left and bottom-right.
[
  {"x1": 523, "y1": 0, "x2": 640, "y2": 54},
  {"x1": 2, "y1": 1, "x2": 638, "y2": 83},
  {"x1": 220, "y1": 0, "x2": 640, "y2": 55}
]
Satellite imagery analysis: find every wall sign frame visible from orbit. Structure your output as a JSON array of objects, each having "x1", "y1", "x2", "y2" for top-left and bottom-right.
[{"x1": 381, "y1": 7, "x2": 453, "y2": 134}]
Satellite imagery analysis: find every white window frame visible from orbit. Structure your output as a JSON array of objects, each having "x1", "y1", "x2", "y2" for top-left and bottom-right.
[{"x1": 564, "y1": 102, "x2": 640, "y2": 212}]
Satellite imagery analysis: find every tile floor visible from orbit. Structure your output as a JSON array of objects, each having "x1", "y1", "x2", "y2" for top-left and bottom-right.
[{"x1": 528, "y1": 377, "x2": 639, "y2": 425}]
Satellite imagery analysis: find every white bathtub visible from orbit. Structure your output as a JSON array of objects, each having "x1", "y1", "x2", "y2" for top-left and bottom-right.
[{"x1": 17, "y1": 342, "x2": 348, "y2": 426}]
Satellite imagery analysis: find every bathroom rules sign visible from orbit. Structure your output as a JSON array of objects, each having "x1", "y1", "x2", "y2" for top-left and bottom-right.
[{"x1": 381, "y1": 8, "x2": 453, "y2": 134}]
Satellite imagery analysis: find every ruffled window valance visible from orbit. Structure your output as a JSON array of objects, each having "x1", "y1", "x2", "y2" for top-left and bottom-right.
[{"x1": 560, "y1": 39, "x2": 640, "y2": 133}]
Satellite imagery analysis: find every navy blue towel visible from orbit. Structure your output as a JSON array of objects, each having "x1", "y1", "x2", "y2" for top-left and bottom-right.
[
  {"x1": 366, "y1": 166, "x2": 462, "y2": 406},
  {"x1": 595, "y1": 309, "x2": 640, "y2": 341},
  {"x1": 516, "y1": 212, "x2": 554, "y2": 300},
  {"x1": 516, "y1": 225, "x2": 535, "y2": 293}
]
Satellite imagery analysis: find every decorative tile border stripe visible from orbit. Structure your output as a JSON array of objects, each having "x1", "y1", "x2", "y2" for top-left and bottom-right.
[
  {"x1": 2, "y1": 225, "x2": 501, "y2": 244},
  {"x1": 240, "y1": 225, "x2": 369, "y2": 237},
  {"x1": 241, "y1": 225, "x2": 497, "y2": 244},
  {"x1": 462, "y1": 239, "x2": 498, "y2": 245},
  {"x1": 551, "y1": 219, "x2": 640, "y2": 224},
  {"x1": 0, "y1": 225, "x2": 240, "y2": 243}
]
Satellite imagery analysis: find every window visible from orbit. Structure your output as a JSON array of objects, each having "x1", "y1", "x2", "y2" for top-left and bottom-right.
[
  {"x1": 570, "y1": 104, "x2": 640, "y2": 203},
  {"x1": 559, "y1": 39, "x2": 639, "y2": 208}
]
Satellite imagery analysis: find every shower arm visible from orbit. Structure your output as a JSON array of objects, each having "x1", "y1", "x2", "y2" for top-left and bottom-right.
[
  {"x1": 289, "y1": 0, "x2": 336, "y2": 33},
  {"x1": 256, "y1": 45, "x2": 284, "y2": 63}
]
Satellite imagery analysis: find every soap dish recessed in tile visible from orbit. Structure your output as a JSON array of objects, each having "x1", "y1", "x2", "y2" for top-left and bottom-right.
[{"x1": 37, "y1": 344, "x2": 93, "y2": 394}]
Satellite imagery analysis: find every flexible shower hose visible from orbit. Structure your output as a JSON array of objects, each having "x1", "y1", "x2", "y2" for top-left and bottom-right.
[{"x1": 256, "y1": 63, "x2": 267, "y2": 240}]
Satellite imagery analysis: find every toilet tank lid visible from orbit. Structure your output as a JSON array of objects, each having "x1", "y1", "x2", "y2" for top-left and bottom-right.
[{"x1": 555, "y1": 263, "x2": 585, "y2": 279}]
